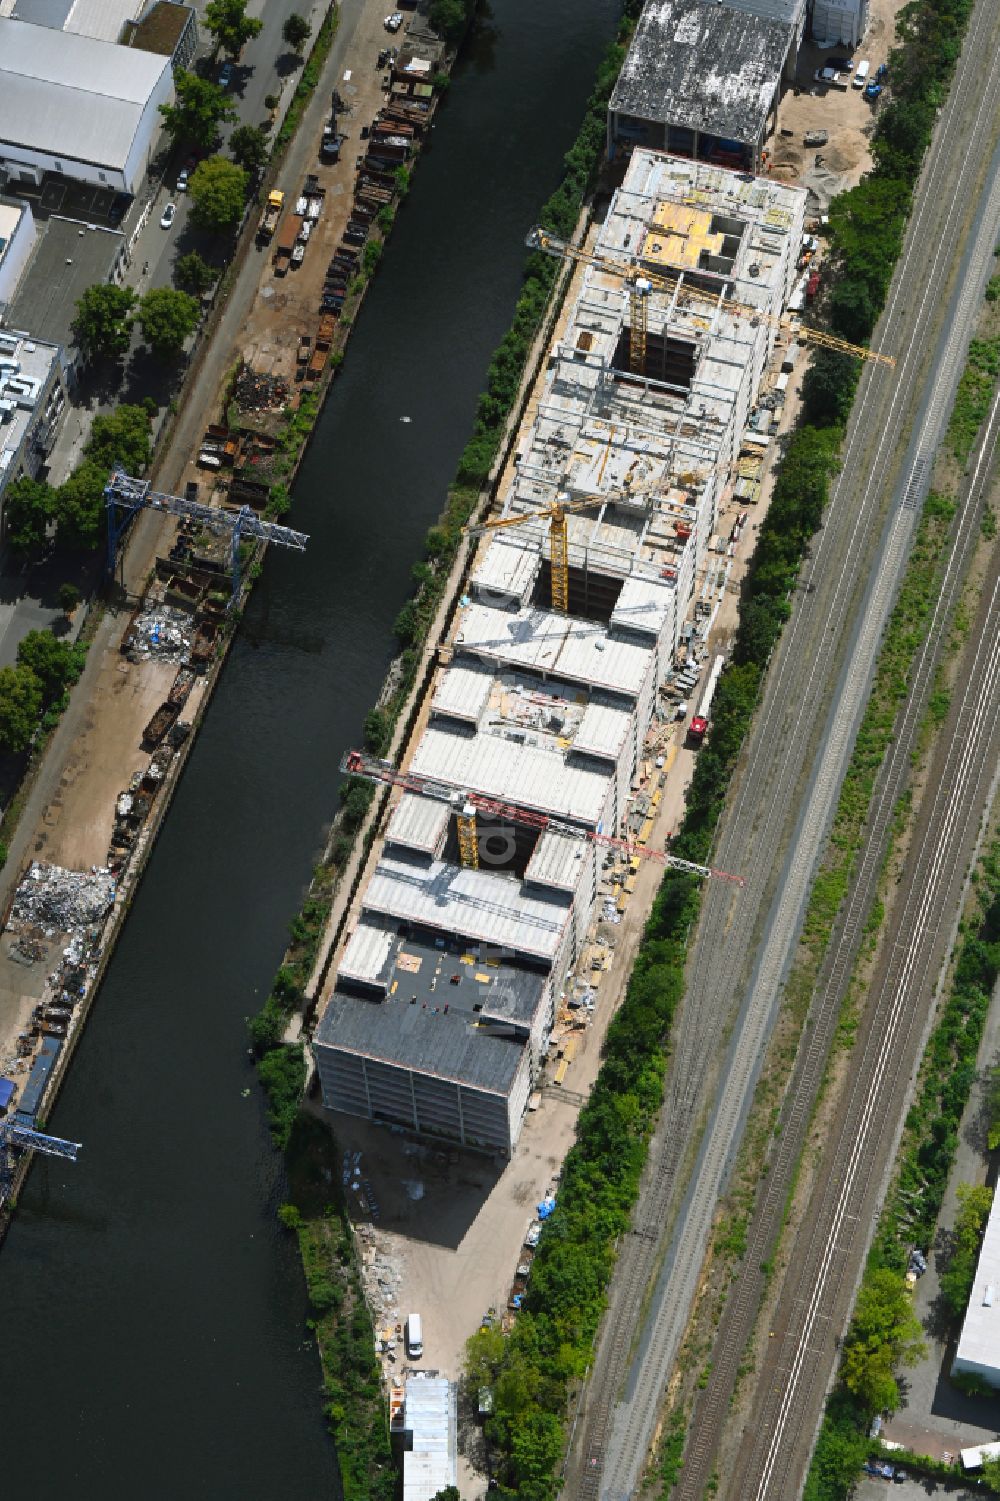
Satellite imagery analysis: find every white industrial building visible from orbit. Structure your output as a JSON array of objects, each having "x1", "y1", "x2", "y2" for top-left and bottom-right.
[
  {"x1": 314, "y1": 151, "x2": 806, "y2": 1155},
  {"x1": 0, "y1": 327, "x2": 67, "y2": 513},
  {"x1": 390, "y1": 1377, "x2": 458, "y2": 1501},
  {"x1": 0, "y1": 197, "x2": 36, "y2": 312},
  {"x1": 0, "y1": 17, "x2": 174, "y2": 194},
  {"x1": 952, "y1": 1191, "x2": 1000, "y2": 1389}
]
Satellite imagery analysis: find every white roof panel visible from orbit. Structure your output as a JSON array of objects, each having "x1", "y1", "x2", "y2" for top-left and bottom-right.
[
  {"x1": 385, "y1": 793, "x2": 450, "y2": 856},
  {"x1": 455, "y1": 602, "x2": 652, "y2": 700},
  {"x1": 574, "y1": 701, "x2": 632, "y2": 762},
  {"x1": 0, "y1": 18, "x2": 169, "y2": 172},
  {"x1": 470, "y1": 538, "x2": 540, "y2": 603},
  {"x1": 63, "y1": 0, "x2": 141, "y2": 42},
  {"x1": 403, "y1": 1378, "x2": 456, "y2": 1501},
  {"x1": 612, "y1": 575, "x2": 676, "y2": 639},
  {"x1": 525, "y1": 831, "x2": 590, "y2": 893},
  {"x1": 364, "y1": 854, "x2": 570, "y2": 963},
  {"x1": 338, "y1": 922, "x2": 394, "y2": 989},
  {"x1": 431, "y1": 662, "x2": 492, "y2": 724},
  {"x1": 411, "y1": 725, "x2": 612, "y2": 827}
]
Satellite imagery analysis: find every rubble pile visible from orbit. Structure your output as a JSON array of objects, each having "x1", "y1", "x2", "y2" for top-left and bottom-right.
[
  {"x1": 10, "y1": 863, "x2": 116, "y2": 934},
  {"x1": 233, "y1": 363, "x2": 288, "y2": 411},
  {"x1": 126, "y1": 606, "x2": 193, "y2": 663}
]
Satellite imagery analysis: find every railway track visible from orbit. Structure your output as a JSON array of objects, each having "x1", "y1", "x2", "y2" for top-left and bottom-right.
[
  {"x1": 679, "y1": 363, "x2": 1000, "y2": 1501},
  {"x1": 563, "y1": 3, "x2": 1000, "y2": 1493},
  {"x1": 738, "y1": 554, "x2": 1000, "y2": 1500}
]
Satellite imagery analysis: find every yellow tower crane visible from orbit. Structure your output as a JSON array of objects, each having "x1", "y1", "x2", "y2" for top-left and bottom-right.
[
  {"x1": 526, "y1": 226, "x2": 896, "y2": 371},
  {"x1": 465, "y1": 492, "x2": 608, "y2": 614}
]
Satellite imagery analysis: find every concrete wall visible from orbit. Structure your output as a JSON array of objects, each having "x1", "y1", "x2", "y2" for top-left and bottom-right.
[{"x1": 0, "y1": 198, "x2": 36, "y2": 310}]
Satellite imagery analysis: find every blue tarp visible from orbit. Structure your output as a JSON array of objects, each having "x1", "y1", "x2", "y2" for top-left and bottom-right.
[
  {"x1": 0, "y1": 1077, "x2": 15, "y2": 1111},
  {"x1": 14, "y1": 1037, "x2": 61, "y2": 1122}
]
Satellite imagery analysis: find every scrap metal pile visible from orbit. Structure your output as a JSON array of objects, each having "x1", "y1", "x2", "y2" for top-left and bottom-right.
[
  {"x1": 233, "y1": 363, "x2": 288, "y2": 412},
  {"x1": 10, "y1": 863, "x2": 117, "y2": 935},
  {"x1": 124, "y1": 606, "x2": 194, "y2": 663}
]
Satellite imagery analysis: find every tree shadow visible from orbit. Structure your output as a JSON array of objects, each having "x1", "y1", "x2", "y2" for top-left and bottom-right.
[{"x1": 274, "y1": 51, "x2": 303, "y2": 80}]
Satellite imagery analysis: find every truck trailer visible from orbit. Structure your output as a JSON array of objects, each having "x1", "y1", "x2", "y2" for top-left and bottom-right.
[{"x1": 688, "y1": 653, "x2": 726, "y2": 746}]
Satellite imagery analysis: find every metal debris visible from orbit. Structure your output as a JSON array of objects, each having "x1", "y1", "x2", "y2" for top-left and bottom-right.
[
  {"x1": 127, "y1": 606, "x2": 193, "y2": 663},
  {"x1": 11, "y1": 863, "x2": 117, "y2": 933}
]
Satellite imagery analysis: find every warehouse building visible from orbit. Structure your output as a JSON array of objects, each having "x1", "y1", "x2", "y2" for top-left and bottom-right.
[
  {"x1": 0, "y1": 18, "x2": 174, "y2": 194},
  {"x1": 315, "y1": 151, "x2": 806, "y2": 1155},
  {"x1": 952, "y1": 1192, "x2": 1000, "y2": 1389},
  {"x1": 607, "y1": 0, "x2": 794, "y2": 169}
]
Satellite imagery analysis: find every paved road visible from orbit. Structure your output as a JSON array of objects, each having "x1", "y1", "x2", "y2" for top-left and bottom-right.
[{"x1": 563, "y1": 1, "x2": 1000, "y2": 1494}]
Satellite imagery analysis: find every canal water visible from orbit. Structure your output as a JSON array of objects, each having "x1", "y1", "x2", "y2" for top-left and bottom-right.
[{"x1": 0, "y1": 1, "x2": 620, "y2": 1496}]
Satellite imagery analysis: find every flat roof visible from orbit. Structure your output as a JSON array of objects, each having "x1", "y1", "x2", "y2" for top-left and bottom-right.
[
  {"x1": 0, "y1": 17, "x2": 169, "y2": 173},
  {"x1": 525, "y1": 830, "x2": 591, "y2": 893},
  {"x1": 124, "y1": 0, "x2": 192, "y2": 55},
  {"x1": 573, "y1": 700, "x2": 633, "y2": 762},
  {"x1": 338, "y1": 919, "x2": 547, "y2": 1028},
  {"x1": 4, "y1": 215, "x2": 125, "y2": 352},
  {"x1": 385, "y1": 793, "x2": 451, "y2": 857},
  {"x1": 612, "y1": 575, "x2": 677, "y2": 638},
  {"x1": 0, "y1": 328, "x2": 61, "y2": 486},
  {"x1": 609, "y1": 0, "x2": 790, "y2": 146},
  {"x1": 64, "y1": 0, "x2": 142, "y2": 43},
  {"x1": 317, "y1": 989, "x2": 527, "y2": 1097},
  {"x1": 454, "y1": 601, "x2": 653, "y2": 701},
  {"x1": 411, "y1": 723, "x2": 613, "y2": 828},
  {"x1": 403, "y1": 1377, "x2": 457, "y2": 1501},
  {"x1": 955, "y1": 1190, "x2": 1000, "y2": 1379},
  {"x1": 431, "y1": 662, "x2": 493, "y2": 724},
  {"x1": 363, "y1": 851, "x2": 571, "y2": 964},
  {"x1": 469, "y1": 537, "x2": 541, "y2": 605}
]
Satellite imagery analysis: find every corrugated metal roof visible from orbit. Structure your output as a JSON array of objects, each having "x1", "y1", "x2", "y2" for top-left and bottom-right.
[
  {"x1": 612, "y1": 575, "x2": 676, "y2": 639},
  {"x1": 386, "y1": 793, "x2": 450, "y2": 856},
  {"x1": 471, "y1": 538, "x2": 540, "y2": 603},
  {"x1": 0, "y1": 18, "x2": 169, "y2": 172},
  {"x1": 363, "y1": 853, "x2": 571, "y2": 963},
  {"x1": 955, "y1": 1191, "x2": 1000, "y2": 1382},
  {"x1": 338, "y1": 922, "x2": 395, "y2": 988},
  {"x1": 525, "y1": 831, "x2": 589, "y2": 893},
  {"x1": 431, "y1": 662, "x2": 492, "y2": 724},
  {"x1": 403, "y1": 1378, "x2": 457, "y2": 1501},
  {"x1": 574, "y1": 701, "x2": 632, "y2": 761},
  {"x1": 411, "y1": 724, "x2": 612, "y2": 826},
  {"x1": 455, "y1": 602, "x2": 652, "y2": 700},
  {"x1": 63, "y1": 0, "x2": 141, "y2": 43}
]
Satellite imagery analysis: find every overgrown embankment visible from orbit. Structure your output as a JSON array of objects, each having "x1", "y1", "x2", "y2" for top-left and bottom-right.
[{"x1": 804, "y1": 837, "x2": 1000, "y2": 1501}]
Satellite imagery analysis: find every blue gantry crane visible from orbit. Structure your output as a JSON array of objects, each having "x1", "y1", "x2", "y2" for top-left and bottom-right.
[
  {"x1": 0, "y1": 1117, "x2": 81, "y2": 1199},
  {"x1": 104, "y1": 468, "x2": 309, "y2": 605}
]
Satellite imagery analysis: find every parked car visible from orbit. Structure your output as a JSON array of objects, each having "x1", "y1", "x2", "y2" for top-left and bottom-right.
[
  {"x1": 852, "y1": 59, "x2": 871, "y2": 88},
  {"x1": 384, "y1": 11, "x2": 403, "y2": 30},
  {"x1": 176, "y1": 167, "x2": 190, "y2": 192},
  {"x1": 160, "y1": 200, "x2": 176, "y2": 229},
  {"x1": 803, "y1": 129, "x2": 828, "y2": 147},
  {"x1": 864, "y1": 81, "x2": 882, "y2": 99},
  {"x1": 218, "y1": 60, "x2": 234, "y2": 87},
  {"x1": 813, "y1": 66, "x2": 839, "y2": 85}
]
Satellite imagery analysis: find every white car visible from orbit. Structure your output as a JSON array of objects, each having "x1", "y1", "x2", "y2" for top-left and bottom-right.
[
  {"x1": 384, "y1": 11, "x2": 403, "y2": 31},
  {"x1": 160, "y1": 200, "x2": 176, "y2": 229},
  {"x1": 176, "y1": 168, "x2": 190, "y2": 193},
  {"x1": 524, "y1": 1221, "x2": 542, "y2": 1249}
]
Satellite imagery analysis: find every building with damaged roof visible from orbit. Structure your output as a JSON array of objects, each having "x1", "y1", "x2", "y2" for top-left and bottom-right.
[
  {"x1": 314, "y1": 150, "x2": 806, "y2": 1156},
  {"x1": 607, "y1": 0, "x2": 800, "y2": 170}
]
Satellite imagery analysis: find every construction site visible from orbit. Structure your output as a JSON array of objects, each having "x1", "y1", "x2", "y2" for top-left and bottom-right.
[{"x1": 303, "y1": 143, "x2": 903, "y2": 1438}]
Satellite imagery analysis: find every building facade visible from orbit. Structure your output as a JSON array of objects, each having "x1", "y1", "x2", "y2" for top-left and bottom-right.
[{"x1": 0, "y1": 328, "x2": 67, "y2": 518}]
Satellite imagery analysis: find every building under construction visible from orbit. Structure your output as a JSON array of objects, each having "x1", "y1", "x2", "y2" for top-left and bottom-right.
[{"x1": 313, "y1": 151, "x2": 806, "y2": 1154}]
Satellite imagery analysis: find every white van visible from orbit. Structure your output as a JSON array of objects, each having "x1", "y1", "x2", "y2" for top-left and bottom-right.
[
  {"x1": 406, "y1": 1313, "x2": 423, "y2": 1359},
  {"x1": 853, "y1": 60, "x2": 870, "y2": 88}
]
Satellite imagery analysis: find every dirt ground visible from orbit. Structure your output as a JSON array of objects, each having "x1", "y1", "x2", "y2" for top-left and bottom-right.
[{"x1": 764, "y1": 0, "x2": 905, "y2": 207}]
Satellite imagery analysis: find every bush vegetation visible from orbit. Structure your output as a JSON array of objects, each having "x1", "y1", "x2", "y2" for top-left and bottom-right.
[{"x1": 939, "y1": 1183, "x2": 993, "y2": 1317}]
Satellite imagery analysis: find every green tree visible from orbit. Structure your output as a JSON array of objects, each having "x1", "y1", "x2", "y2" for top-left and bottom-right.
[
  {"x1": 3, "y1": 476, "x2": 56, "y2": 554},
  {"x1": 136, "y1": 287, "x2": 200, "y2": 355},
  {"x1": 0, "y1": 664, "x2": 43, "y2": 753},
  {"x1": 159, "y1": 70, "x2": 237, "y2": 148},
  {"x1": 229, "y1": 123, "x2": 269, "y2": 172},
  {"x1": 16, "y1": 630, "x2": 80, "y2": 700},
  {"x1": 983, "y1": 1455, "x2": 1000, "y2": 1495},
  {"x1": 175, "y1": 250, "x2": 217, "y2": 296},
  {"x1": 55, "y1": 462, "x2": 107, "y2": 551},
  {"x1": 277, "y1": 1202, "x2": 302, "y2": 1231},
  {"x1": 85, "y1": 405, "x2": 152, "y2": 473},
  {"x1": 71, "y1": 283, "x2": 136, "y2": 361},
  {"x1": 940, "y1": 1183, "x2": 993, "y2": 1317},
  {"x1": 428, "y1": 0, "x2": 472, "y2": 43},
  {"x1": 189, "y1": 155, "x2": 248, "y2": 232},
  {"x1": 204, "y1": 0, "x2": 261, "y2": 55},
  {"x1": 841, "y1": 1268, "x2": 925, "y2": 1413},
  {"x1": 281, "y1": 11, "x2": 310, "y2": 51},
  {"x1": 58, "y1": 583, "x2": 81, "y2": 616},
  {"x1": 430, "y1": 1490, "x2": 461, "y2": 1501}
]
